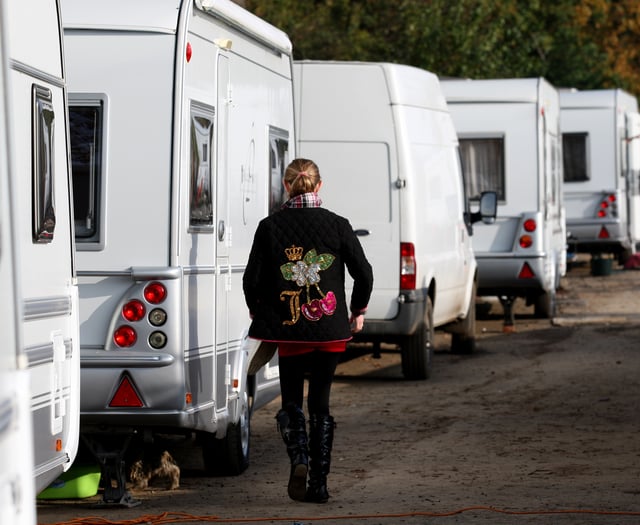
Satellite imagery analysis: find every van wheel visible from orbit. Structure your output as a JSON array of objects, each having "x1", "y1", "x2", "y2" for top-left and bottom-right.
[
  {"x1": 451, "y1": 282, "x2": 477, "y2": 354},
  {"x1": 534, "y1": 289, "x2": 556, "y2": 319},
  {"x1": 401, "y1": 297, "x2": 434, "y2": 380},
  {"x1": 202, "y1": 390, "x2": 251, "y2": 475}
]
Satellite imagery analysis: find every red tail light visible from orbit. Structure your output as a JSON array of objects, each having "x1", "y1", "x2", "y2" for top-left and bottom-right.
[
  {"x1": 144, "y1": 282, "x2": 167, "y2": 304},
  {"x1": 400, "y1": 243, "x2": 416, "y2": 290},
  {"x1": 598, "y1": 226, "x2": 610, "y2": 239},
  {"x1": 109, "y1": 375, "x2": 144, "y2": 407},
  {"x1": 122, "y1": 299, "x2": 145, "y2": 322},
  {"x1": 519, "y1": 235, "x2": 533, "y2": 248},
  {"x1": 596, "y1": 194, "x2": 617, "y2": 218},
  {"x1": 113, "y1": 326, "x2": 137, "y2": 347},
  {"x1": 519, "y1": 218, "x2": 536, "y2": 248},
  {"x1": 523, "y1": 219, "x2": 536, "y2": 232}
]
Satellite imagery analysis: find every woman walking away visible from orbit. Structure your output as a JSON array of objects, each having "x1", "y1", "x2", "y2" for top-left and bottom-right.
[{"x1": 243, "y1": 158, "x2": 373, "y2": 503}]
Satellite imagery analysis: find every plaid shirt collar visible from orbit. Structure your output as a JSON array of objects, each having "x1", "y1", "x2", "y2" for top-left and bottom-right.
[{"x1": 281, "y1": 192, "x2": 323, "y2": 209}]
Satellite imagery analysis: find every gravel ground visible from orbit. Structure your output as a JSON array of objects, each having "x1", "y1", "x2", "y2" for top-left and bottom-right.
[{"x1": 37, "y1": 257, "x2": 640, "y2": 525}]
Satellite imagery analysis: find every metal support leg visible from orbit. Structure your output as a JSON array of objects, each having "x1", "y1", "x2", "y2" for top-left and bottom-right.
[
  {"x1": 80, "y1": 430, "x2": 141, "y2": 507},
  {"x1": 498, "y1": 295, "x2": 517, "y2": 333}
]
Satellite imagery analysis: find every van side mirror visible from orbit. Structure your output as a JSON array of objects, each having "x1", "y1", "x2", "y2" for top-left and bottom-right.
[{"x1": 470, "y1": 191, "x2": 498, "y2": 225}]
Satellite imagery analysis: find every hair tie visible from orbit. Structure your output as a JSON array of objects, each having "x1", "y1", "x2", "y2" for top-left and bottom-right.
[{"x1": 299, "y1": 171, "x2": 311, "y2": 177}]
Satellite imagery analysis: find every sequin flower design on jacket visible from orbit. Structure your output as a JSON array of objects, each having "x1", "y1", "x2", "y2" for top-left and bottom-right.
[{"x1": 279, "y1": 245, "x2": 337, "y2": 324}]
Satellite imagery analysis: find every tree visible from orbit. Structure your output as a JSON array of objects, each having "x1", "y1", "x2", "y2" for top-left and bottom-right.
[{"x1": 245, "y1": 0, "x2": 640, "y2": 98}]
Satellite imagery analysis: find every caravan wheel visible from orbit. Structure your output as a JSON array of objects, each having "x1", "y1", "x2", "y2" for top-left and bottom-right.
[
  {"x1": 534, "y1": 288, "x2": 556, "y2": 319},
  {"x1": 401, "y1": 297, "x2": 434, "y2": 380},
  {"x1": 202, "y1": 389, "x2": 251, "y2": 475}
]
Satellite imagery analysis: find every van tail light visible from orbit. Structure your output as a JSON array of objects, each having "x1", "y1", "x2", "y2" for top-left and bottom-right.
[
  {"x1": 109, "y1": 375, "x2": 144, "y2": 407},
  {"x1": 400, "y1": 242, "x2": 416, "y2": 290},
  {"x1": 596, "y1": 193, "x2": 617, "y2": 218},
  {"x1": 518, "y1": 262, "x2": 535, "y2": 279}
]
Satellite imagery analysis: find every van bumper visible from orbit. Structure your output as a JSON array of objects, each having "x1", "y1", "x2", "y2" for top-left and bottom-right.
[{"x1": 351, "y1": 291, "x2": 426, "y2": 344}]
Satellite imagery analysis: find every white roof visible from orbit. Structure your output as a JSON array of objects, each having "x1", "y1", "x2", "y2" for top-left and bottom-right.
[
  {"x1": 61, "y1": 0, "x2": 292, "y2": 53},
  {"x1": 61, "y1": 0, "x2": 181, "y2": 33},
  {"x1": 559, "y1": 88, "x2": 638, "y2": 113},
  {"x1": 441, "y1": 77, "x2": 551, "y2": 104},
  {"x1": 295, "y1": 60, "x2": 447, "y2": 111}
]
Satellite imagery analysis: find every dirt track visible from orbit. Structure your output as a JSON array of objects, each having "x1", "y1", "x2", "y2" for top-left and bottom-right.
[{"x1": 37, "y1": 257, "x2": 640, "y2": 525}]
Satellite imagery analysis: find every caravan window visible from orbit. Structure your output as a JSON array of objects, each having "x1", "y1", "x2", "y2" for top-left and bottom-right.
[
  {"x1": 562, "y1": 132, "x2": 589, "y2": 182},
  {"x1": 32, "y1": 85, "x2": 56, "y2": 243},
  {"x1": 69, "y1": 100, "x2": 104, "y2": 242},
  {"x1": 269, "y1": 127, "x2": 289, "y2": 215},
  {"x1": 458, "y1": 137, "x2": 505, "y2": 201},
  {"x1": 189, "y1": 105, "x2": 214, "y2": 232}
]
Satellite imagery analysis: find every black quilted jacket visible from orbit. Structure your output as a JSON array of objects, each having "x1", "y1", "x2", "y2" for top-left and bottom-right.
[{"x1": 243, "y1": 206, "x2": 373, "y2": 343}]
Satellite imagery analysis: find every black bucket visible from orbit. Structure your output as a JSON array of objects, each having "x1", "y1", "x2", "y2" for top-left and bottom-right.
[{"x1": 590, "y1": 254, "x2": 613, "y2": 276}]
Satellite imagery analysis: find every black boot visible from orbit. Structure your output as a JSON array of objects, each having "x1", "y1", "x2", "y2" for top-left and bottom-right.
[
  {"x1": 275, "y1": 404, "x2": 308, "y2": 501},
  {"x1": 305, "y1": 413, "x2": 335, "y2": 504}
]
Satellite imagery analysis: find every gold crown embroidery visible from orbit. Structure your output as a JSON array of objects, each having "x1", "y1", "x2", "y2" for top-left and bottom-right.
[{"x1": 284, "y1": 245, "x2": 304, "y2": 261}]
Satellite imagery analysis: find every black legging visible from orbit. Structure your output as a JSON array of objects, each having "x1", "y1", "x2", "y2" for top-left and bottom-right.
[{"x1": 279, "y1": 351, "x2": 341, "y2": 416}]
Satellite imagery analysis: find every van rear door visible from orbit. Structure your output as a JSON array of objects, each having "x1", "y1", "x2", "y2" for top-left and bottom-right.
[
  {"x1": 295, "y1": 62, "x2": 401, "y2": 320},
  {"x1": 299, "y1": 141, "x2": 400, "y2": 319}
]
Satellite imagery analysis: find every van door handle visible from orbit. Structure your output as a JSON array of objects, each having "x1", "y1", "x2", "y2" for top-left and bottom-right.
[{"x1": 354, "y1": 229, "x2": 370, "y2": 236}]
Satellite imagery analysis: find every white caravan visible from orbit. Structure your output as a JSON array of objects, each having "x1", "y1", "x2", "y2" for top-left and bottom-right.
[
  {"x1": 442, "y1": 78, "x2": 566, "y2": 325},
  {"x1": 61, "y1": 0, "x2": 293, "y2": 505},
  {"x1": 559, "y1": 88, "x2": 640, "y2": 261},
  {"x1": 0, "y1": 3, "x2": 36, "y2": 523},
  {"x1": 293, "y1": 61, "x2": 497, "y2": 380},
  {"x1": 5, "y1": 0, "x2": 81, "y2": 495}
]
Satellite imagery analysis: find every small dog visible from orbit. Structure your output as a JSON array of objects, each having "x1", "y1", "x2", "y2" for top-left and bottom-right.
[{"x1": 128, "y1": 449, "x2": 180, "y2": 490}]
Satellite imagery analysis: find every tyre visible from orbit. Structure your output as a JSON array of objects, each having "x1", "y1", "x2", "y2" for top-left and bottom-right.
[
  {"x1": 451, "y1": 281, "x2": 477, "y2": 354},
  {"x1": 534, "y1": 288, "x2": 556, "y2": 319},
  {"x1": 202, "y1": 389, "x2": 251, "y2": 475},
  {"x1": 401, "y1": 296, "x2": 434, "y2": 380}
]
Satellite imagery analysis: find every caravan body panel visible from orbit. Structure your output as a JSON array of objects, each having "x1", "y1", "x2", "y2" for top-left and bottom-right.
[
  {"x1": 0, "y1": 2, "x2": 37, "y2": 522},
  {"x1": 442, "y1": 78, "x2": 566, "y2": 310},
  {"x1": 559, "y1": 89, "x2": 640, "y2": 257},
  {"x1": 62, "y1": 0, "x2": 293, "y2": 461},
  {"x1": 6, "y1": 0, "x2": 80, "y2": 494}
]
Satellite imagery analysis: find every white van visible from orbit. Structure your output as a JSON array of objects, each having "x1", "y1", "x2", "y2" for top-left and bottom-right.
[
  {"x1": 0, "y1": 3, "x2": 36, "y2": 523},
  {"x1": 559, "y1": 88, "x2": 640, "y2": 262},
  {"x1": 293, "y1": 61, "x2": 497, "y2": 380},
  {"x1": 6, "y1": 0, "x2": 81, "y2": 495},
  {"x1": 62, "y1": 0, "x2": 293, "y2": 504},
  {"x1": 441, "y1": 77, "x2": 566, "y2": 325}
]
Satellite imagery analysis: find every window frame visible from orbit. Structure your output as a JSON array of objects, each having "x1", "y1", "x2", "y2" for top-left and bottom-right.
[
  {"x1": 268, "y1": 126, "x2": 289, "y2": 215},
  {"x1": 562, "y1": 132, "x2": 590, "y2": 183},
  {"x1": 32, "y1": 84, "x2": 56, "y2": 244},
  {"x1": 68, "y1": 95, "x2": 106, "y2": 248},
  {"x1": 188, "y1": 102, "x2": 215, "y2": 233},
  {"x1": 458, "y1": 135, "x2": 506, "y2": 202}
]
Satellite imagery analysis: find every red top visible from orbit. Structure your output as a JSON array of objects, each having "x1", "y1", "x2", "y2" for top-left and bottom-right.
[{"x1": 278, "y1": 341, "x2": 347, "y2": 357}]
